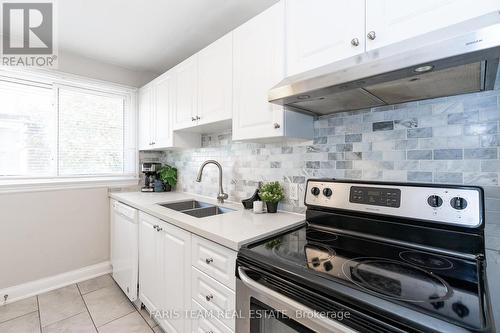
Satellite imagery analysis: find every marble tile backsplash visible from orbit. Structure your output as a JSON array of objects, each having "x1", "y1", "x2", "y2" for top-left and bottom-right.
[
  {"x1": 140, "y1": 89, "x2": 500, "y2": 322},
  {"x1": 140, "y1": 89, "x2": 500, "y2": 245},
  {"x1": 154, "y1": 91, "x2": 498, "y2": 206}
]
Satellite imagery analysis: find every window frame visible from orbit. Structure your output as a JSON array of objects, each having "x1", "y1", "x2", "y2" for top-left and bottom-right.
[{"x1": 0, "y1": 69, "x2": 138, "y2": 192}]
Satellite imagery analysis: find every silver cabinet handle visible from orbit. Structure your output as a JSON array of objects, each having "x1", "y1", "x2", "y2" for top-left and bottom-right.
[
  {"x1": 196, "y1": 115, "x2": 201, "y2": 120},
  {"x1": 367, "y1": 31, "x2": 376, "y2": 40},
  {"x1": 351, "y1": 38, "x2": 360, "y2": 46},
  {"x1": 157, "y1": 226, "x2": 163, "y2": 232},
  {"x1": 238, "y1": 267, "x2": 358, "y2": 333},
  {"x1": 151, "y1": 142, "x2": 155, "y2": 145},
  {"x1": 205, "y1": 294, "x2": 213, "y2": 302},
  {"x1": 191, "y1": 117, "x2": 196, "y2": 121},
  {"x1": 153, "y1": 225, "x2": 158, "y2": 230},
  {"x1": 205, "y1": 258, "x2": 213, "y2": 264},
  {"x1": 273, "y1": 123, "x2": 280, "y2": 129}
]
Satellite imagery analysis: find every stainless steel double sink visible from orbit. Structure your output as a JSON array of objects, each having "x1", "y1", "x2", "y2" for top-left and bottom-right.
[{"x1": 158, "y1": 200, "x2": 235, "y2": 218}]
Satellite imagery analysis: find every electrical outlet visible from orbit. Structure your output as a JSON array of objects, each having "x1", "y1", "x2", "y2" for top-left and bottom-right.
[{"x1": 289, "y1": 183, "x2": 299, "y2": 201}]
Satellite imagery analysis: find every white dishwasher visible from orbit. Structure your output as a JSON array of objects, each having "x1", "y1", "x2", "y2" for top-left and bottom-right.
[{"x1": 111, "y1": 199, "x2": 139, "y2": 301}]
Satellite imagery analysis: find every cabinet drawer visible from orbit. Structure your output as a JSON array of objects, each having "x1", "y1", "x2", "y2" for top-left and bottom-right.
[
  {"x1": 192, "y1": 299, "x2": 233, "y2": 333},
  {"x1": 191, "y1": 267, "x2": 235, "y2": 331},
  {"x1": 192, "y1": 235, "x2": 237, "y2": 290}
]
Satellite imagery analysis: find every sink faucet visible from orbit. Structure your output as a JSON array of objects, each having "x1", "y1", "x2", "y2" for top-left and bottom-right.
[{"x1": 196, "y1": 160, "x2": 229, "y2": 204}]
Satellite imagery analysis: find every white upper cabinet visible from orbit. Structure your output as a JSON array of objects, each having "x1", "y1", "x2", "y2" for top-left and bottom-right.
[
  {"x1": 233, "y1": 1, "x2": 313, "y2": 141},
  {"x1": 286, "y1": 0, "x2": 366, "y2": 76},
  {"x1": 138, "y1": 73, "x2": 200, "y2": 151},
  {"x1": 154, "y1": 73, "x2": 173, "y2": 148},
  {"x1": 138, "y1": 86, "x2": 153, "y2": 150},
  {"x1": 197, "y1": 32, "x2": 233, "y2": 125},
  {"x1": 232, "y1": 2, "x2": 284, "y2": 140},
  {"x1": 366, "y1": 0, "x2": 500, "y2": 50},
  {"x1": 173, "y1": 55, "x2": 198, "y2": 130}
]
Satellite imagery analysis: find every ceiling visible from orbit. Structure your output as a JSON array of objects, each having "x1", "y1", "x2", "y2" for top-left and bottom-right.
[{"x1": 58, "y1": 0, "x2": 278, "y2": 77}]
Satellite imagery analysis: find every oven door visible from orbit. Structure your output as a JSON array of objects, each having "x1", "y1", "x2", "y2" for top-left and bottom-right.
[{"x1": 236, "y1": 267, "x2": 358, "y2": 333}]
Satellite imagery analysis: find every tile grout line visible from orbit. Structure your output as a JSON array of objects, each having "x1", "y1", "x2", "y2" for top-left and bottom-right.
[
  {"x1": 0, "y1": 310, "x2": 39, "y2": 327},
  {"x1": 78, "y1": 275, "x2": 138, "y2": 330},
  {"x1": 42, "y1": 312, "x2": 85, "y2": 329},
  {"x1": 137, "y1": 311, "x2": 156, "y2": 333},
  {"x1": 36, "y1": 296, "x2": 41, "y2": 333},
  {"x1": 96, "y1": 308, "x2": 136, "y2": 329},
  {"x1": 76, "y1": 283, "x2": 99, "y2": 333},
  {"x1": 137, "y1": 305, "x2": 157, "y2": 332},
  {"x1": 109, "y1": 275, "x2": 155, "y2": 332}
]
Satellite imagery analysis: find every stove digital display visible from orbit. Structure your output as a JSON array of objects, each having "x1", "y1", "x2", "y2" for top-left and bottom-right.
[{"x1": 350, "y1": 186, "x2": 401, "y2": 207}]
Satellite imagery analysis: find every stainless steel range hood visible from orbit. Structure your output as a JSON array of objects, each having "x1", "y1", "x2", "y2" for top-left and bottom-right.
[{"x1": 269, "y1": 12, "x2": 500, "y2": 116}]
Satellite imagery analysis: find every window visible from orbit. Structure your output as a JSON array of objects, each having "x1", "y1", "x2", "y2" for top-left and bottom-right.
[
  {"x1": 0, "y1": 73, "x2": 136, "y2": 186},
  {"x1": 0, "y1": 80, "x2": 55, "y2": 177},
  {"x1": 58, "y1": 88, "x2": 125, "y2": 176}
]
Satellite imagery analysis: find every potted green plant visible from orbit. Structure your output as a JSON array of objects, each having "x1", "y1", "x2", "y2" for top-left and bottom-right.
[
  {"x1": 259, "y1": 181, "x2": 284, "y2": 213},
  {"x1": 158, "y1": 165, "x2": 177, "y2": 192}
]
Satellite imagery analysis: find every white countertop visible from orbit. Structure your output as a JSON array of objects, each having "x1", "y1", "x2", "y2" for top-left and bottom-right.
[{"x1": 109, "y1": 191, "x2": 306, "y2": 251}]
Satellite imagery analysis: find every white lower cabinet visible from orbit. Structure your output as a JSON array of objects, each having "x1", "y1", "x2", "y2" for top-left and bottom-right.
[
  {"x1": 138, "y1": 212, "x2": 191, "y2": 333},
  {"x1": 192, "y1": 299, "x2": 233, "y2": 333},
  {"x1": 138, "y1": 212, "x2": 237, "y2": 333},
  {"x1": 191, "y1": 267, "x2": 236, "y2": 331},
  {"x1": 138, "y1": 213, "x2": 163, "y2": 310},
  {"x1": 192, "y1": 235, "x2": 237, "y2": 290}
]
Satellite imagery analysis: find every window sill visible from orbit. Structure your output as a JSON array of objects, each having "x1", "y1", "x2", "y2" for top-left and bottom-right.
[{"x1": 0, "y1": 176, "x2": 139, "y2": 194}]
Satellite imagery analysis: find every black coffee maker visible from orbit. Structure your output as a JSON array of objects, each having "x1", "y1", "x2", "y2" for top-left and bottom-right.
[{"x1": 141, "y1": 163, "x2": 161, "y2": 192}]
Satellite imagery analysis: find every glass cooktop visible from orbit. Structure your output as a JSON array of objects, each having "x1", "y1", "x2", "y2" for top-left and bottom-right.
[{"x1": 244, "y1": 226, "x2": 483, "y2": 330}]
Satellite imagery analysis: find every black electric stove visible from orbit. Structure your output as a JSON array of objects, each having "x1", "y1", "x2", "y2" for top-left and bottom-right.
[{"x1": 236, "y1": 180, "x2": 494, "y2": 333}]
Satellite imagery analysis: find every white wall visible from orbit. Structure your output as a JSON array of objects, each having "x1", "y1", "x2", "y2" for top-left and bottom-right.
[
  {"x1": 57, "y1": 50, "x2": 159, "y2": 87},
  {"x1": 0, "y1": 187, "x2": 110, "y2": 290}
]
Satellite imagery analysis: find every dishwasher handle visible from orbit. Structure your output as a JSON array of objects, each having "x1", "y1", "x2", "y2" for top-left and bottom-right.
[{"x1": 238, "y1": 267, "x2": 357, "y2": 333}]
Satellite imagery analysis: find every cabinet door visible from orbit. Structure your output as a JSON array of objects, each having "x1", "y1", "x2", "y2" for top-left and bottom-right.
[
  {"x1": 159, "y1": 223, "x2": 191, "y2": 333},
  {"x1": 138, "y1": 214, "x2": 163, "y2": 311},
  {"x1": 286, "y1": 0, "x2": 365, "y2": 76},
  {"x1": 197, "y1": 32, "x2": 233, "y2": 125},
  {"x1": 153, "y1": 73, "x2": 174, "y2": 149},
  {"x1": 232, "y1": 1, "x2": 285, "y2": 141},
  {"x1": 366, "y1": 0, "x2": 500, "y2": 51},
  {"x1": 173, "y1": 55, "x2": 198, "y2": 130},
  {"x1": 138, "y1": 86, "x2": 153, "y2": 150}
]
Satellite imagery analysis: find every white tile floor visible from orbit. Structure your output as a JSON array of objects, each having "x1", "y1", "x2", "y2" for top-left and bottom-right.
[{"x1": 0, "y1": 274, "x2": 164, "y2": 333}]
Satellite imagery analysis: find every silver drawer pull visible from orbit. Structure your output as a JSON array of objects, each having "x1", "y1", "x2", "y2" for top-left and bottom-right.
[
  {"x1": 205, "y1": 294, "x2": 213, "y2": 302},
  {"x1": 367, "y1": 30, "x2": 376, "y2": 40},
  {"x1": 205, "y1": 258, "x2": 213, "y2": 264}
]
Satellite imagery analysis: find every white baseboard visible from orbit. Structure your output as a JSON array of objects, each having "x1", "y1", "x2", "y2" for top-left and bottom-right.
[{"x1": 0, "y1": 261, "x2": 112, "y2": 306}]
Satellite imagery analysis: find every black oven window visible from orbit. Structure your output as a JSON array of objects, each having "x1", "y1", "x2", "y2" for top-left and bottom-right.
[{"x1": 250, "y1": 298, "x2": 315, "y2": 333}]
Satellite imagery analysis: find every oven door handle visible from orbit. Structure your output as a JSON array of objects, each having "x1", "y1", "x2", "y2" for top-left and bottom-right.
[{"x1": 238, "y1": 267, "x2": 358, "y2": 333}]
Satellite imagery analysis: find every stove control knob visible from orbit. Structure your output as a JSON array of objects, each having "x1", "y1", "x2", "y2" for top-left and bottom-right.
[
  {"x1": 323, "y1": 188, "x2": 333, "y2": 197},
  {"x1": 427, "y1": 195, "x2": 443, "y2": 208},
  {"x1": 311, "y1": 187, "x2": 320, "y2": 196},
  {"x1": 450, "y1": 197, "x2": 468, "y2": 210}
]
